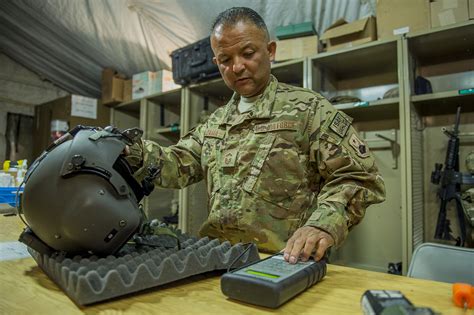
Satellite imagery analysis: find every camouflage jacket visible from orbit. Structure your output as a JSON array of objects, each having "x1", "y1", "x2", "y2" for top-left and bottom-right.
[{"x1": 128, "y1": 75, "x2": 385, "y2": 253}]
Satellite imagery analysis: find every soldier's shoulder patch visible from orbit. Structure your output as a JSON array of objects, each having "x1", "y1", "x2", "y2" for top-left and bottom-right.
[
  {"x1": 329, "y1": 111, "x2": 352, "y2": 138},
  {"x1": 349, "y1": 134, "x2": 370, "y2": 158}
]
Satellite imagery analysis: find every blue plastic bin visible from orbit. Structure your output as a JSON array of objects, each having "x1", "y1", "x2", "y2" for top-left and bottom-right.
[{"x1": 0, "y1": 187, "x2": 23, "y2": 207}]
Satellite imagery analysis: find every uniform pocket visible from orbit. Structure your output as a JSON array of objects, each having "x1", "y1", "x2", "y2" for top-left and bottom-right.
[
  {"x1": 252, "y1": 134, "x2": 305, "y2": 211},
  {"x1": 202, "y1": 137, "x2": 221, "y2": 195}
]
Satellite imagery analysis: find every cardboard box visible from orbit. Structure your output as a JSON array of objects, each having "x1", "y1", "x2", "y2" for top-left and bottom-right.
[
  {"x1": 377, "y1": 0, "x2": 430, "y2": 39},
  {"x1": 132, "y1": 71, "x2": 156, "y2": 100},
  {"x1": 160, "y1": 70, "x2": 181, "y2": 93},
  {"x1": 470, "y1": 0, "x2": 474, "y2": 18},
  {"x1": 33, "y1": 95, "x2": 110, "y2": 159},
  {"x1": 275, "y1": 35, "x2": 319, "y2": 62},
  {"x1": 320, "y1": 17, "x2": 376, "y2": 52},
  {"x1": 132, "y1": 70, "x2": 180, "y2": 100},
  {"x1": 101, "y1": 68, "x2": 125, "y2": 106},
  {"x1": 431, "y1": 0, "x2": 469, "y2": 28},
  {"x1": 123, "y1": 79, "x2": 132, "y2": 102}
]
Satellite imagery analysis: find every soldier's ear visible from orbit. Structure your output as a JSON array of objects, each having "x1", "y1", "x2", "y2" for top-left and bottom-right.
[
  {"x1": 267, "y1": 41, "x2": 276, "y2": 62},
  {"x1": 212, "y1": 57, "x2": 217, "y2": 65}
]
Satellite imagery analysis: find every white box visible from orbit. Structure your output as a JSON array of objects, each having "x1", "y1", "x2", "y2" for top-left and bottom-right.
[
  {"x1": 132, "y1": 71, "x2": 159, "y2": 100},
  {"x1": 159, "y1": 70, "x2": 181, "y2": 92},
  {"x1": 132, "y1": 70, "x2": 180, "y2": 100}
]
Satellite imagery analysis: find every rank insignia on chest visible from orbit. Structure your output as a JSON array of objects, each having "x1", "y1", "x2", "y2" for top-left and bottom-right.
[
  {"x1": 349, "y1": 134, "x2": 370, "y2": 158},
  {"x1": 329, "y1": 112, "x2": 351, "y2": 138},
  {"x1": 222, "y1": 149, "x2": 238, "y2": 167}
]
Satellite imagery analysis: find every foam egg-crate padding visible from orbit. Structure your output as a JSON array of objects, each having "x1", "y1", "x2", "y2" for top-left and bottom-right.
[{"x1": 27, "y1": 235, "x2": 260, "y2": 305}]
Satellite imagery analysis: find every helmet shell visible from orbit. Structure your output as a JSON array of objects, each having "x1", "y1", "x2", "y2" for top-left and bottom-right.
[{"x1": 22, "y1": 128, "x2": 143, "y2": 255}]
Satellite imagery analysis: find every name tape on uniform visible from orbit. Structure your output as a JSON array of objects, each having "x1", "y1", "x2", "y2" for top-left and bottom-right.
[
  {"x1": 204, "y1": 128, "x2": 226, "y2": 139},
  {"x1": 254, "y1": 121, "x2": 299, "y2": 134}
]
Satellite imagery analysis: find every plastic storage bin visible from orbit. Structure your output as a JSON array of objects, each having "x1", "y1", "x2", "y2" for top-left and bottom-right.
[{"x1": 0, "y1": 187, "x2": 23, "y2": 207}]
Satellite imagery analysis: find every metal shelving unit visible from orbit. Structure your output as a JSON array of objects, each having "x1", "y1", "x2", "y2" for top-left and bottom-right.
[
  {"x1": 309, "y1": 37, "x2": 405, "y2": 273},
  {"x1": 403, "y1": 21, "x2": 474, "y2": 263}
]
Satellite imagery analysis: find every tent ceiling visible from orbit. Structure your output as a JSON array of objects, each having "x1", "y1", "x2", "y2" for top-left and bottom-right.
[{"x1": 0, "y1": 0, "x2": 376, "y2": 99}]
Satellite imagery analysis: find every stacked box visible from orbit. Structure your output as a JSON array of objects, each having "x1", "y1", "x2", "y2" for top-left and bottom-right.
[
  {"x1": 377, "y1": 0, "x2": 430, "y2": 39},
  {"x1": 132, "y1": 70, "x2": 180, "y2": 100},
  {"x1": 430, "y1": 0, "x2": 469, "y2": 28},
  {"x1": 101, "y1": 68, "x2": 125, "y2": 106},
  {"x1": 320, "y1": 16, "x2": 376, "y2": 52},
  {"x1": 275, "y1": 35, "x2": 319, "y2": 61}
]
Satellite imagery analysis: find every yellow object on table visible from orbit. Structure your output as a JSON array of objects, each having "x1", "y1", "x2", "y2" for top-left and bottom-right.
[{"x1": 0, "y1": 215, "x2": 461, "y2": 314}]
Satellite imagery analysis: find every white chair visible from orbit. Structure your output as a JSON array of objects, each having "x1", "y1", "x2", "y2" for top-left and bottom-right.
[{"x1": 407, "y1": 242, "x2": 474, "y2": 284}]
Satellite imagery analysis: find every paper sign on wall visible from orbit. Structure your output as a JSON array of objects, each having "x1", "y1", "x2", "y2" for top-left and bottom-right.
[{"x1": 71, "y1": 95, "x2": 97, "y2": 119}]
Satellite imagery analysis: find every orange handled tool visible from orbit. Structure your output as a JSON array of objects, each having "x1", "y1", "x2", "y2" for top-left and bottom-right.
[{"x1": 453, "y1": 283, "x2": 474, "y2": 309}]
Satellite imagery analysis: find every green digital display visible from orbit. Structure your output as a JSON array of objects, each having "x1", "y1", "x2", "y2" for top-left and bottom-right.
[{"x1": 245, "y1": 269, "x2": 280, "y2": 279}]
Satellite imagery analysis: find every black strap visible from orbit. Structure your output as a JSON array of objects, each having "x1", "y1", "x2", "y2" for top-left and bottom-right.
[{"x1": 113, "y1": 157, "x2": 145, "y2": 202}]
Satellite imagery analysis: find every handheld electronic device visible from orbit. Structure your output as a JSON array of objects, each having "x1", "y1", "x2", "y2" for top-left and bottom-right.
[
  {"x1": 361, "y1": 290, "x2": 436, "y2": 315},
  {"x1": 221, "y1": 253, "x2": 326, "y2": 308}
]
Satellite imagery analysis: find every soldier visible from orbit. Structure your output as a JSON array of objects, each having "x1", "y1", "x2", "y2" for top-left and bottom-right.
[{"x1": 126, "y1": 7, "x2": 385, "y2": 264}]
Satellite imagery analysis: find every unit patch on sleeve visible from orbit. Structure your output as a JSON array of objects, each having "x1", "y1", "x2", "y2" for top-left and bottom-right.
[
  {"x1": 329, "y1": 112, "x2": 351, "y2": 138},
  {"x1": 349, "y1": 134, "x2": 370, "y2": 158}
]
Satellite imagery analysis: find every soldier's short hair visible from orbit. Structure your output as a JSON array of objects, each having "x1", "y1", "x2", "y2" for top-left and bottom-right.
[{"x1": 211, "y1": 7, "x2": 269, "y2": 40}]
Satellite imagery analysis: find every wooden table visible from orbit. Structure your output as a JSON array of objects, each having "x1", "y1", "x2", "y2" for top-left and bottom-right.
[{"x1": 0, "y1": 215, "x2": 463, "y2": 314}]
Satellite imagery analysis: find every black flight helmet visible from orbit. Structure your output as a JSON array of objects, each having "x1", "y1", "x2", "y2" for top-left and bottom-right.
[{"x1": 19, "y1": 126, "x2": 145, "y2": 256}]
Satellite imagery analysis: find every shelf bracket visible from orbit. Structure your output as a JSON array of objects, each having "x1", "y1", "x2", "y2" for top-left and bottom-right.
[{"x1": 363, "y1": 130, "x2": 400, "y2": 169}]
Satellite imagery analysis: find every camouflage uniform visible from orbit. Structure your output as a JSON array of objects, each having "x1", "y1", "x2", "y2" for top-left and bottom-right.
[{"x1": 128, "y1": 75, "x2": 385, "y2": 253}]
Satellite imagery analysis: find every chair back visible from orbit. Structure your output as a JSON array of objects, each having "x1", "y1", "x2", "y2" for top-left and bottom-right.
[{"x1": 407, "y1": 242, "x2": 474, "y2": 284}]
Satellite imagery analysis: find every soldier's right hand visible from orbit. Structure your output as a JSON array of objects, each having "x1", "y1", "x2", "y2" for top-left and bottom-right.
[{"x1": 283, "y1": 226, "x2": 334, "y2": 264}]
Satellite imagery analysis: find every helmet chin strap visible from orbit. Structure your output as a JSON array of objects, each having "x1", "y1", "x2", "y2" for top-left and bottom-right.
[
  {"x1": 113, "y1": 156, "x2": 148, "y2": 202},
  {"x1": 19, "y1": 227, "x2": 56, "y2": 256}
]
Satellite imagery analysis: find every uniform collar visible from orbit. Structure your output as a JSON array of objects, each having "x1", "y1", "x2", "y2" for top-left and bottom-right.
[{"x1": 217, "y1": 75, "x2": 278, "y2": 125}]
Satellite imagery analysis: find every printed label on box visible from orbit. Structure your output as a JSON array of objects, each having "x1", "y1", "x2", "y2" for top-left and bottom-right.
[{"x1": 393, "y1": 26, "x2": 410, "y2": 35}]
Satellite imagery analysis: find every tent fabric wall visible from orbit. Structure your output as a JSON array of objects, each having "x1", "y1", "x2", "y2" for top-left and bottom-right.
[
  {"x1": 0, "y1": 0, "x2": 376, "y2": 98},
  {"x1": 0, "y1": 53, "x2": 67, "y2": 161}
]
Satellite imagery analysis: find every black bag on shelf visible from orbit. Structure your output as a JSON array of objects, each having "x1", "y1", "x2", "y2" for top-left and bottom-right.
[{"x1": 171, "y1": 37, "x2": 220, "y2": 85}]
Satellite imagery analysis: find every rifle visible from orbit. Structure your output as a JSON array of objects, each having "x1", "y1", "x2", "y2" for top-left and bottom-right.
[{"x1": 431, "y1": 107, "x2": 474, "y2": 246}]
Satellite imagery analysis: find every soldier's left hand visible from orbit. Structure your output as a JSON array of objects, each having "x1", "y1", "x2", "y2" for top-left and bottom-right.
[
  {"x1": 283, "y1": 226, "x2": 334, "y2": 264},
  {"x1": 122, "y1": 145, "x2": 130, "y2": 156}
]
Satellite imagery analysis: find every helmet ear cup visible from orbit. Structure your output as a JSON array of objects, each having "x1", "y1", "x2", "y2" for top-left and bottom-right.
[
  {"x1": 22, "y1": 128, "x2": 144, "y2": 256},
  {"x1": 57, "y1": 173, "x2": 141, "y2": 254}
]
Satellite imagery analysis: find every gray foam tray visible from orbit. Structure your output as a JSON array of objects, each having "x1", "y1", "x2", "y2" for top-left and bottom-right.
[{"x1": 27, "y1": 235, "x2": 260, "y2": 305}]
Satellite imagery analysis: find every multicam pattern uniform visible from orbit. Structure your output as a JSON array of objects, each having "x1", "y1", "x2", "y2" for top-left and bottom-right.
[{"x1": 128, "y1": 75, "x2": 385, "y2": 253}]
